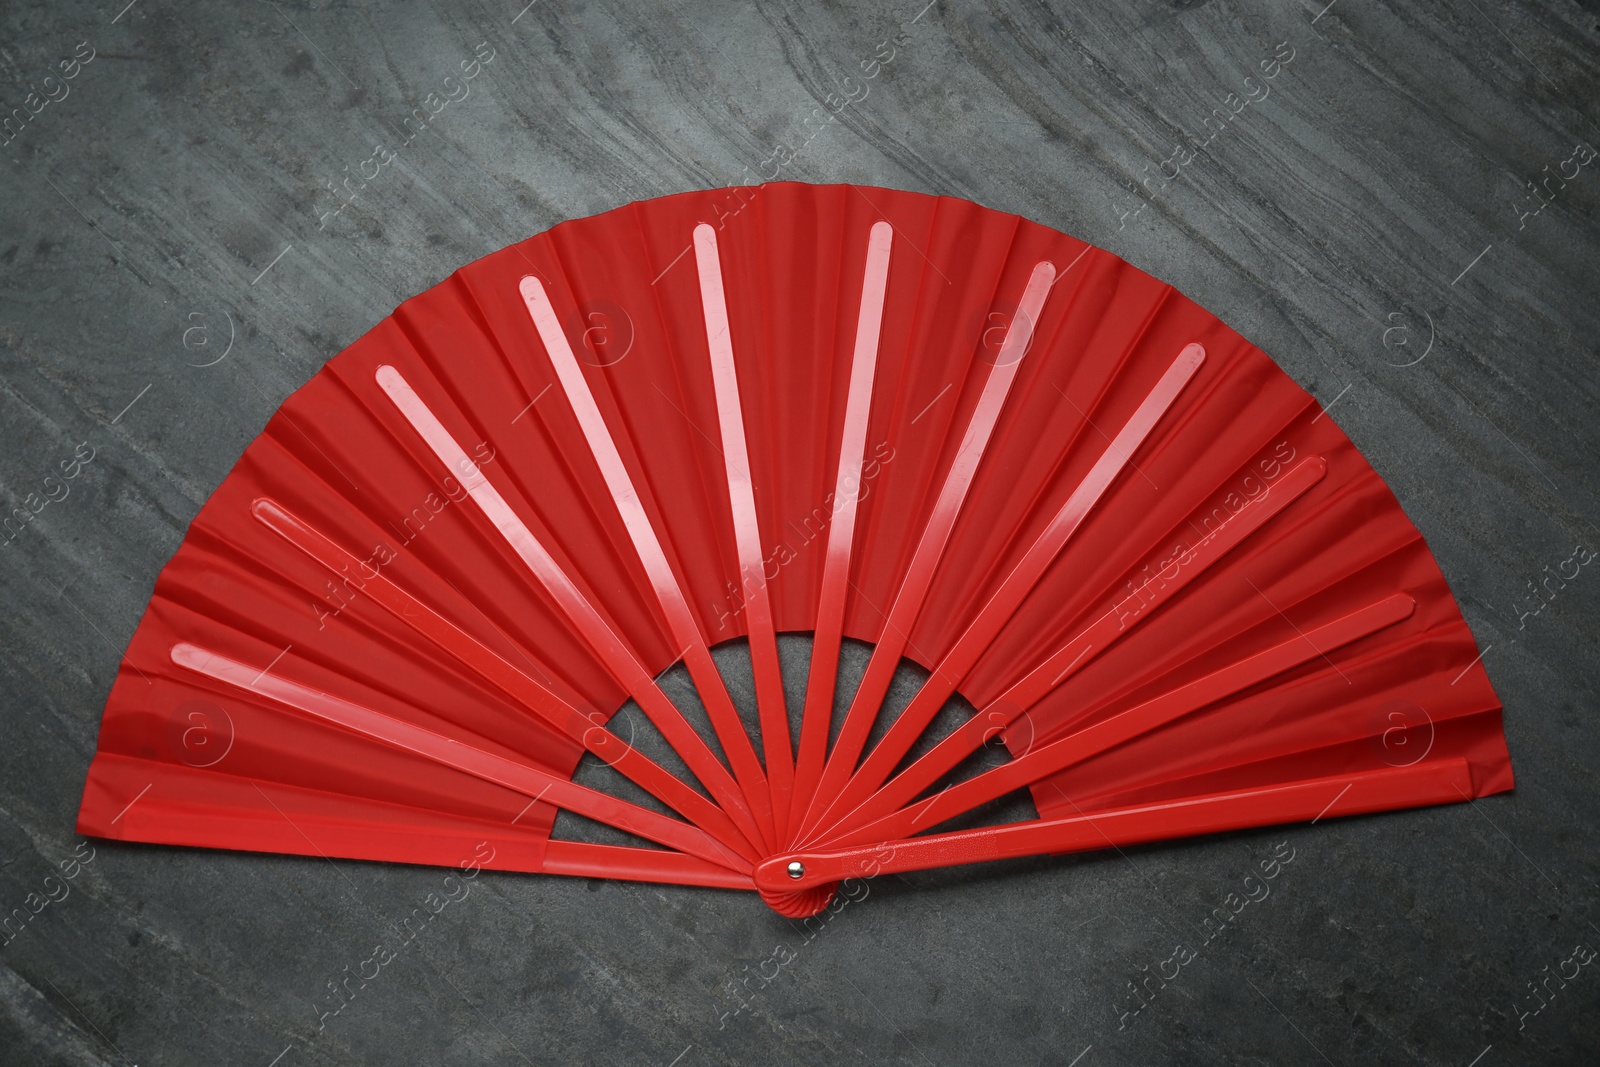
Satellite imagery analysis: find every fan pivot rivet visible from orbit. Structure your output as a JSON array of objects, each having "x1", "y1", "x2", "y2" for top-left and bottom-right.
[{"x1": 786, "y1": 860, "x2": 805, "y2": 880}]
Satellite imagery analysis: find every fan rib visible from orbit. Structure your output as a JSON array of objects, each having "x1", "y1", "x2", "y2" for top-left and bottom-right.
[
  {"x1": 790, "y1": 220, "x2": 895, "y2": 842},
  {"x1": 542, "y1": 840, "x2": 753, "y2": 890},
  {"x1": 169, "y1": 643, "x2": 752, "y2": 873},
  {"x1": 833, "y1": 592, "x2": 1416, "y2": 846},
  {"x1": 373, "y1": 364, "x2": 769, "y2": 857},
  {"x1": 517, "y1": 274, "x2": 779, "y2": 852},
  {"x1": 757, "y1": 757, "x2": 1474, "y2": 891},
  {"x1": 809, "y1": 342, "x2": 1207, "y2": 839},
  {"x1": 249, "y1": 497, "x2": 764, "y2": 862},
  {"x1": 821, "y1": 454, "x2": 1330, "y2": 840},
  {"x1": 797, "y1": 258, "x2": 1059, "y2": 840},
  {"x1": 691, "y1": 223, "x2": 794, "y2": 845}
]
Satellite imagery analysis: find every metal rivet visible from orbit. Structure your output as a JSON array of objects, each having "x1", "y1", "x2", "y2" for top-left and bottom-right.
[{"x1": 786, "y1": 860, "x2": 805, "y2": 880}]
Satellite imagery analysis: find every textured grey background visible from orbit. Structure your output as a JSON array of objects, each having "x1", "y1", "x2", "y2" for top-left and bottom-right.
[{"x1": 2, "y1": 0, "x2": 1598, "y2": 1064}]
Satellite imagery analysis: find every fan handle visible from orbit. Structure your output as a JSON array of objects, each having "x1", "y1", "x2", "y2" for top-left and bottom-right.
[{"x1": 755, "y1": 758, "x2": 1475, "y2": 893}]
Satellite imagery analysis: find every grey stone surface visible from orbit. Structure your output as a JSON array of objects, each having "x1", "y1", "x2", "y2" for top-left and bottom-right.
[{"x1": 1, "y1": 0, "x2": 1598, "y2": 1064}]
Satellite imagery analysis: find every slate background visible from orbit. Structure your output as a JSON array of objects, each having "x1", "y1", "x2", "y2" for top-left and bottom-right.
[{"x1": 1, "y1": 1, "x2": 1598, "y2": 1064}]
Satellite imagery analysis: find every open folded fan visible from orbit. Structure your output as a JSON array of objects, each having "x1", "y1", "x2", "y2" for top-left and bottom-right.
[{"x1": 78, "y1": 183, "x2": 1512, "y2": 916}]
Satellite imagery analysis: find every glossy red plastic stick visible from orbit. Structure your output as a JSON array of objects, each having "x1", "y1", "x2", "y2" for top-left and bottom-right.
[
  {"x1": 789, "y1": 220, "x2": 894, "y2": 841},
  {"x1": 543, "y1": 840, "x2": 753, "y2": 890},
  {"x1": 692, "y1": 223, "x2": 794, "y2": 844},
  {"x1": 521, "y1": 274, "x2": 777, "y2": 850},
  {"x1": 798, "y1": 258, "x2": 1059, "y2": 838},
  {"x1": 757, "y1": 758, "x2": 1474, "y2": 892},
  {"x1": 170, "y1": 643, "x2": 752, "y2": 873}
]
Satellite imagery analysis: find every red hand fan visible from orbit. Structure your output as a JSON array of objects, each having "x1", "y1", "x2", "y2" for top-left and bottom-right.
[{"x1": 76, "y1": 182, "x2": 1512, "y2": 917}]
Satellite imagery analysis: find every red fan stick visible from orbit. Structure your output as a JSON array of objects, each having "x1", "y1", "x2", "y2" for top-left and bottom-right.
[
  {"x1": 543, "y1": 841, "x2": 752, "y2": 890},
  {"x1": 789, "y1": 220, "x2": 894, "y2": 837},
  {"x1": 170, "y1": 643, "x2": 752, "y2": 874},
  {"x1": 521, "y1": 273, "x2": 778, "y2": 851},
  {"x1": 806, "y1": 342, "x2": 1206, "y2": 837},
  {"x1": 375, "y1": 364, "x2": 771, "y2": 855},
  {"x1": 797, "y1": 258, "x2": 1059, "y2": 839},
  {"x1": 757, "y1": 758, "x2": 1474, "y2": 892},
  {"x1": 692, "y1": 223, "x2": 796, "y2": 843},
  {"x1": 252, "y1": 497, "x2": 763, "y2": 863}
]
